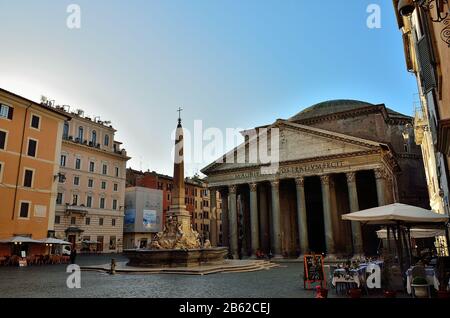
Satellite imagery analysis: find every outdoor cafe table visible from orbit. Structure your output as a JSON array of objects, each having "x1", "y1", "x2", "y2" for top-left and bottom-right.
[
  {"x1": 405, "y1": 266, "x2": 439, "y2": 294},
  {"x1": 332, "y1": 261, "x2": 384, "y2": 289}
]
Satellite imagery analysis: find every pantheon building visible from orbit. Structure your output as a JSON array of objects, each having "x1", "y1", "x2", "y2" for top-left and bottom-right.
[{"x1": 202, "y1": 100, "x2": 429, "y2": 258}]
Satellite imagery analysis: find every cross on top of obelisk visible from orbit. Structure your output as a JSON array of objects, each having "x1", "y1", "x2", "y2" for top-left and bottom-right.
[{"x1": 177, "y1": 107, "x2": 183, "y2": 126}]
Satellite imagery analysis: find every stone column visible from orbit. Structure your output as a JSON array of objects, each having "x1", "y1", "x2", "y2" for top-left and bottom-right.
[
  {"x1": 374, "y1": 168, "x2": 387, "y2": 207},
  {"x1": 259, "y1": 185, "x2": 270, "y2": 253},
  {"x1": 320, "y1": 175, "x2": 335, "y2": 255},
  {"x1": 295, "y1": 177, "x2": 309, "y2": 255},
  {"x1": 346, "y1": 172, "x2": 363, "y2": 255},
  {"x1": 209, "y1": 188, "x2": 218, "y2": 247},
  {"x1": 220, "y1": 189, "x2": 229, "y2": 247},
  {"x1": 270, "y1": 180, "x2": 282, "y2": 257},
  {"x1": 228, "y1": 185, "x2": 239, "y2": 259},
  {"x1": 249, "y1": 183, "x2": 260, "y2": 257}
]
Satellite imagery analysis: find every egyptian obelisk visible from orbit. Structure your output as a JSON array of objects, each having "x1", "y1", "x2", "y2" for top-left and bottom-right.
[{"x1": 166, "y1": 108, "x2": 193, "y2": 235}]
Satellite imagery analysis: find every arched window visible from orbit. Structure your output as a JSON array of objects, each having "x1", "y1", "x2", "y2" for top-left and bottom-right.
[
  {"x1": 78, "y1": 126, "x2": 84, "y2": 141},
  {"x1": 104, "y1": 134, "x2": 109, "y2": 146},
  {"x1": 63, "y1": 121, "x2": 69, "y2": 138},
  {"x1": 91, "y1": 130, "x2": 97, "y2": 144}
]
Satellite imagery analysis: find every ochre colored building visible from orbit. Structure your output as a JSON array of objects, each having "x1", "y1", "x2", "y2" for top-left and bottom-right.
[{"x1": 0, "y1": 88, "x2": 69, "y2": 255}]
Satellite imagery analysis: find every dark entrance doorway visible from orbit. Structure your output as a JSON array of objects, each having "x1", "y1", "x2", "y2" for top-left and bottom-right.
[
  {"x1": 304, "y1": 176, "x2": 326, "y2": 254},
  {"x1": 356, "y1": 170, "x2": 380, "y2": 256}
]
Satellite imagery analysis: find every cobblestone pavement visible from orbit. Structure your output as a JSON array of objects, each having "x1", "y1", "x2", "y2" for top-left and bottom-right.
[{"x1": 0, "y1": 254, "x2": 391, "y2": 298}]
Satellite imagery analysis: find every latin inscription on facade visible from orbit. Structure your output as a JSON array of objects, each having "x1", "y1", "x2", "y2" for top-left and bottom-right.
[{"x1": 234, "y1": 160, "x2": 347, "y2": 180}]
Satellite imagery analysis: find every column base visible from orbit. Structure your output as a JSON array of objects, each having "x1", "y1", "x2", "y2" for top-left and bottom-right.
[
  {"x1": 351, "y1": 253, "x2": 365, "y2": 260},
  {"x1": 270, "y1": 254, "x2": 284, "y2": 260},
  {"x1": 325, "y1": 254, "x2": 339, "y2": 261}
]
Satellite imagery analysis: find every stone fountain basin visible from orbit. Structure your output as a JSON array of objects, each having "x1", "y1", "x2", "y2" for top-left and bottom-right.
[{"x1": 123, "y1": 247, "x2": 228, "y2": 268}]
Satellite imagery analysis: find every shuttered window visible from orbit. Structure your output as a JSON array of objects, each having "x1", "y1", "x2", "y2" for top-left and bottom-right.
[
  {"x1": 0, "y1": 131, "x2": 6, "y2": 149},
  {"x1": 416, "y1": 33, "x2": 437, "y2": 93}
]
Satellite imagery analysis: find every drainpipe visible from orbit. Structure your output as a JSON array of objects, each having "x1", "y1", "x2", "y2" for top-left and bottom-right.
[{"x1": 12, "y1": 104, "x2": 32, "y2": 220}]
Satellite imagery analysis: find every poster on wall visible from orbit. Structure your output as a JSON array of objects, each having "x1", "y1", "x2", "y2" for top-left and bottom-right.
[
  {"x1": 124, "y1": 209, "x2": 136, "y2": 232},
  {"x1": 143, "y1": 210, "x2": 158, "y2": 232}
]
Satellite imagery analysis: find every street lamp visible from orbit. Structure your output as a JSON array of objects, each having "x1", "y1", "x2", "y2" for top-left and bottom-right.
[{"x1": 398, "y1": 0, "x2": 449, "y2": 22}]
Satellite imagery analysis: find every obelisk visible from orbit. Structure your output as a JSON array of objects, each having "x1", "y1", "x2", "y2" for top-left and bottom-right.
[{"x1": 166, "y1": 108, "x2": 192, "y2": 234}]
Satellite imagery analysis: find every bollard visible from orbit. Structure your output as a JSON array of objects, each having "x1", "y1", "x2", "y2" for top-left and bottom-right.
[{"x1": 110, "y1": 258, "x2": 116, "y2": 275}]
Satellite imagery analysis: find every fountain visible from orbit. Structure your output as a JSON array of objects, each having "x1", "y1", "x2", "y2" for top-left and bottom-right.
[{"x1": 124, "y1": 110, "x2": 228, "y2": 267}]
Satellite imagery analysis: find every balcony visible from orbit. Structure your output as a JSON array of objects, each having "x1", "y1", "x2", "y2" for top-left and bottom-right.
[{"x1": 65, "y1": 204, "x2": 88, "y2": 217}]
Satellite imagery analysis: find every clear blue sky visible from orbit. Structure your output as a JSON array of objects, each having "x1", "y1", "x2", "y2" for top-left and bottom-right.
[{"x1": 0, "y1": 0, "x2": 418, "y2": 176}]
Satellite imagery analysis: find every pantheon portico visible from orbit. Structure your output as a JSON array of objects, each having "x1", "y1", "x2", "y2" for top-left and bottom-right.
[{"x1": 202, "y1": 100, "x2": 429, "y2": 258}]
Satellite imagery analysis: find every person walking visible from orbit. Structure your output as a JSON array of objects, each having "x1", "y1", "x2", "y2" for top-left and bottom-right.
[{"x1": 70, "y1": 246, "x2": 77, "y2": 264}]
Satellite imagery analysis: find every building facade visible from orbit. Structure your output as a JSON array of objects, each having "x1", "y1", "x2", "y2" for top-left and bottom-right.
[
  {"x1": 126, "y1": 169, "x2": 222, "y2": 245},
  {"x1": 393, "y1": 0, "x2": 450, "y2": 254},
  {"x1": 0, "y1": 88, "x2": 69, "y2": 255},
  {"x1": 123, "y1": 187, "x2": 163, "y2": 249},
  {"x1": 202, "y1": 100, "x2": 429, "y2": 259},
  {"x1": 52, "y1": 108, "x2": 130, "y2": 253}
]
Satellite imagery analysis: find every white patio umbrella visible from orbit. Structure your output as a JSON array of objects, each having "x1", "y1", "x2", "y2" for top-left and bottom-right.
[
  {"x1": 376, "y1": 228, "x2": 445, "y2": 239},
  {"x1": 341, "y1": 203, "x2": 449, "y2": 272},
  {"x1": 341, "y1": 203, "x2": 448, "y2": 224},
  {"x1": 0, "y1": 236, "x2": 42, "y2": 244},
  {"x1": 39, "y1": 238, "x2": 72, "y2": 245}
]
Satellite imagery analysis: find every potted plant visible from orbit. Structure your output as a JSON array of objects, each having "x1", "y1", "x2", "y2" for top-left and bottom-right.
[
  {"x1": 411, "y1": 276, "x2": 429, "y2": 298},
  {"x1": 381, "y1": 255, "x2": 397, "y2": 298}
]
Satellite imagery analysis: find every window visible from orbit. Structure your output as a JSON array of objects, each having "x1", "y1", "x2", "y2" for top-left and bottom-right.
[
  {"x1": 60, "y1": 155, "x2": 66, "y2": 167},
  {"x1": 0, "y1": 130, "x2": 7, "y2": 149},
  {"x1": 73, "y1": 176, "x2": 80, "y2": 186},
  {"x1": 0, "y1": 104, "x2": 13, "y2": 119},
  {"x1": 27, "y1": 139, "x2": 37, "y2": 157},
  {"x1": 102, "y1": 164, "x2": 108, "y2": 175},
  {"x1": 100, "y1": 198, "x2": 105, "y2": 209},
  {"x1": 78, "y1": 126, "x2": 84, "y2": 141},
  {"x1": 58, "y1": 174, "x2": 65, "y2": 183},
  {"x1": 112, "y1": 199, "x2": 117, "y2": 210},
  {"x1": 91, "y1": 130, "x2": 97, "y2": 144},
  {"x1": 72, "y1": 194, "x2": 78, "y2": 205},
  {"x1": 86, "y1": 196, "x2": 92, "y2": 208},
  {"x1": 109, "y1": 236, "x2": 116, "y2": 250},
  {"x1": 70, "y1": 217, "x2": 76, "y2": 225},
  {"x1": 55, "y1": 215, "x2": 60, "y2": 224},
  {"x1": 23, "y1": 169, "x2": 33, "y2": 187},
  {"x1": 88, "y1": 179, "x2": 93, "y2": 188},
  {"x1": 63, "y1": 121, "x2": 69, "y2": 139},
  {"x1": 167, "y1": 194, "x2": 170, "y2": 201},
  {"x1": 0, "y1": 162, "x2": 3, "y2": 182},
  {"x1": 85, "y1": 217, "x2": 91, "y2": 225},
  {"x1": 112, "y1": 218, "x2": 116, "y2": 226},
  {"x1": 99, "y1": 218, "x2": 104, "y2": 226},
  {"x1": 31, "y1": 115, "x2": 40, "y2": 129},
  {"x1": 104, "y1": 134, "x2": 109, "y2": 146},
  {"x1": 89, "y1": 161, "x2": 95, "y2": 172},
  {"x1": 113, "y1": 183, "x2": 118, "y2": 191},
  {"x1": 56, "y1": 193, "x2": 63, "y2": 205},
  {"x1": 75, "y1": 158, "x2": 81, "y2": 170},
  {"x1": 19, "y1": 202, "x2": 30, "y2": 218},
  {"x1": 115, "y1": 167, "x2": 119, "y2": 177},
  {"x1": 101, "y1": 181, "x2": 107, "y2": 190}
]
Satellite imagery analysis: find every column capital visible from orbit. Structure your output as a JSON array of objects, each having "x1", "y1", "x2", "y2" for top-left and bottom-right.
[
  {"x1": 249, "y1": 183, "x2": 258, "y2": 192},
  {"x1": 320, "y1": 175, "x2": 330, "y2": 185},
  {"x1": 208, "y1": 187, "x2": 218, "y2": 193},
  {"x1": 229, "y1": 184, "x2": 237, "y2": 194},
  {"x1": 270, "y1": 180, "x2": 280, "y2": 188},
  {"x1": 374, "y1": 168, "x2": 387, "y2": 180},
  {"x1": 295, "y1": 177, "x2": 305, "y2": 187},
  {"x1": 346, "y1": 172, "x2": 356, "y2": 183}
]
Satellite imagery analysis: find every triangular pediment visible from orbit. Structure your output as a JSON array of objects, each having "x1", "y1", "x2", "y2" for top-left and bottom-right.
[{"x1": 201, "y1": 120, "x2": 386, "y2": 174}]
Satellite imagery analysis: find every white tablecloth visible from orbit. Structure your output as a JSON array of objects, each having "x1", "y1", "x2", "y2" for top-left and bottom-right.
[{"x1": 332, "y1": 269, "x2": 360, "y2": 288}]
